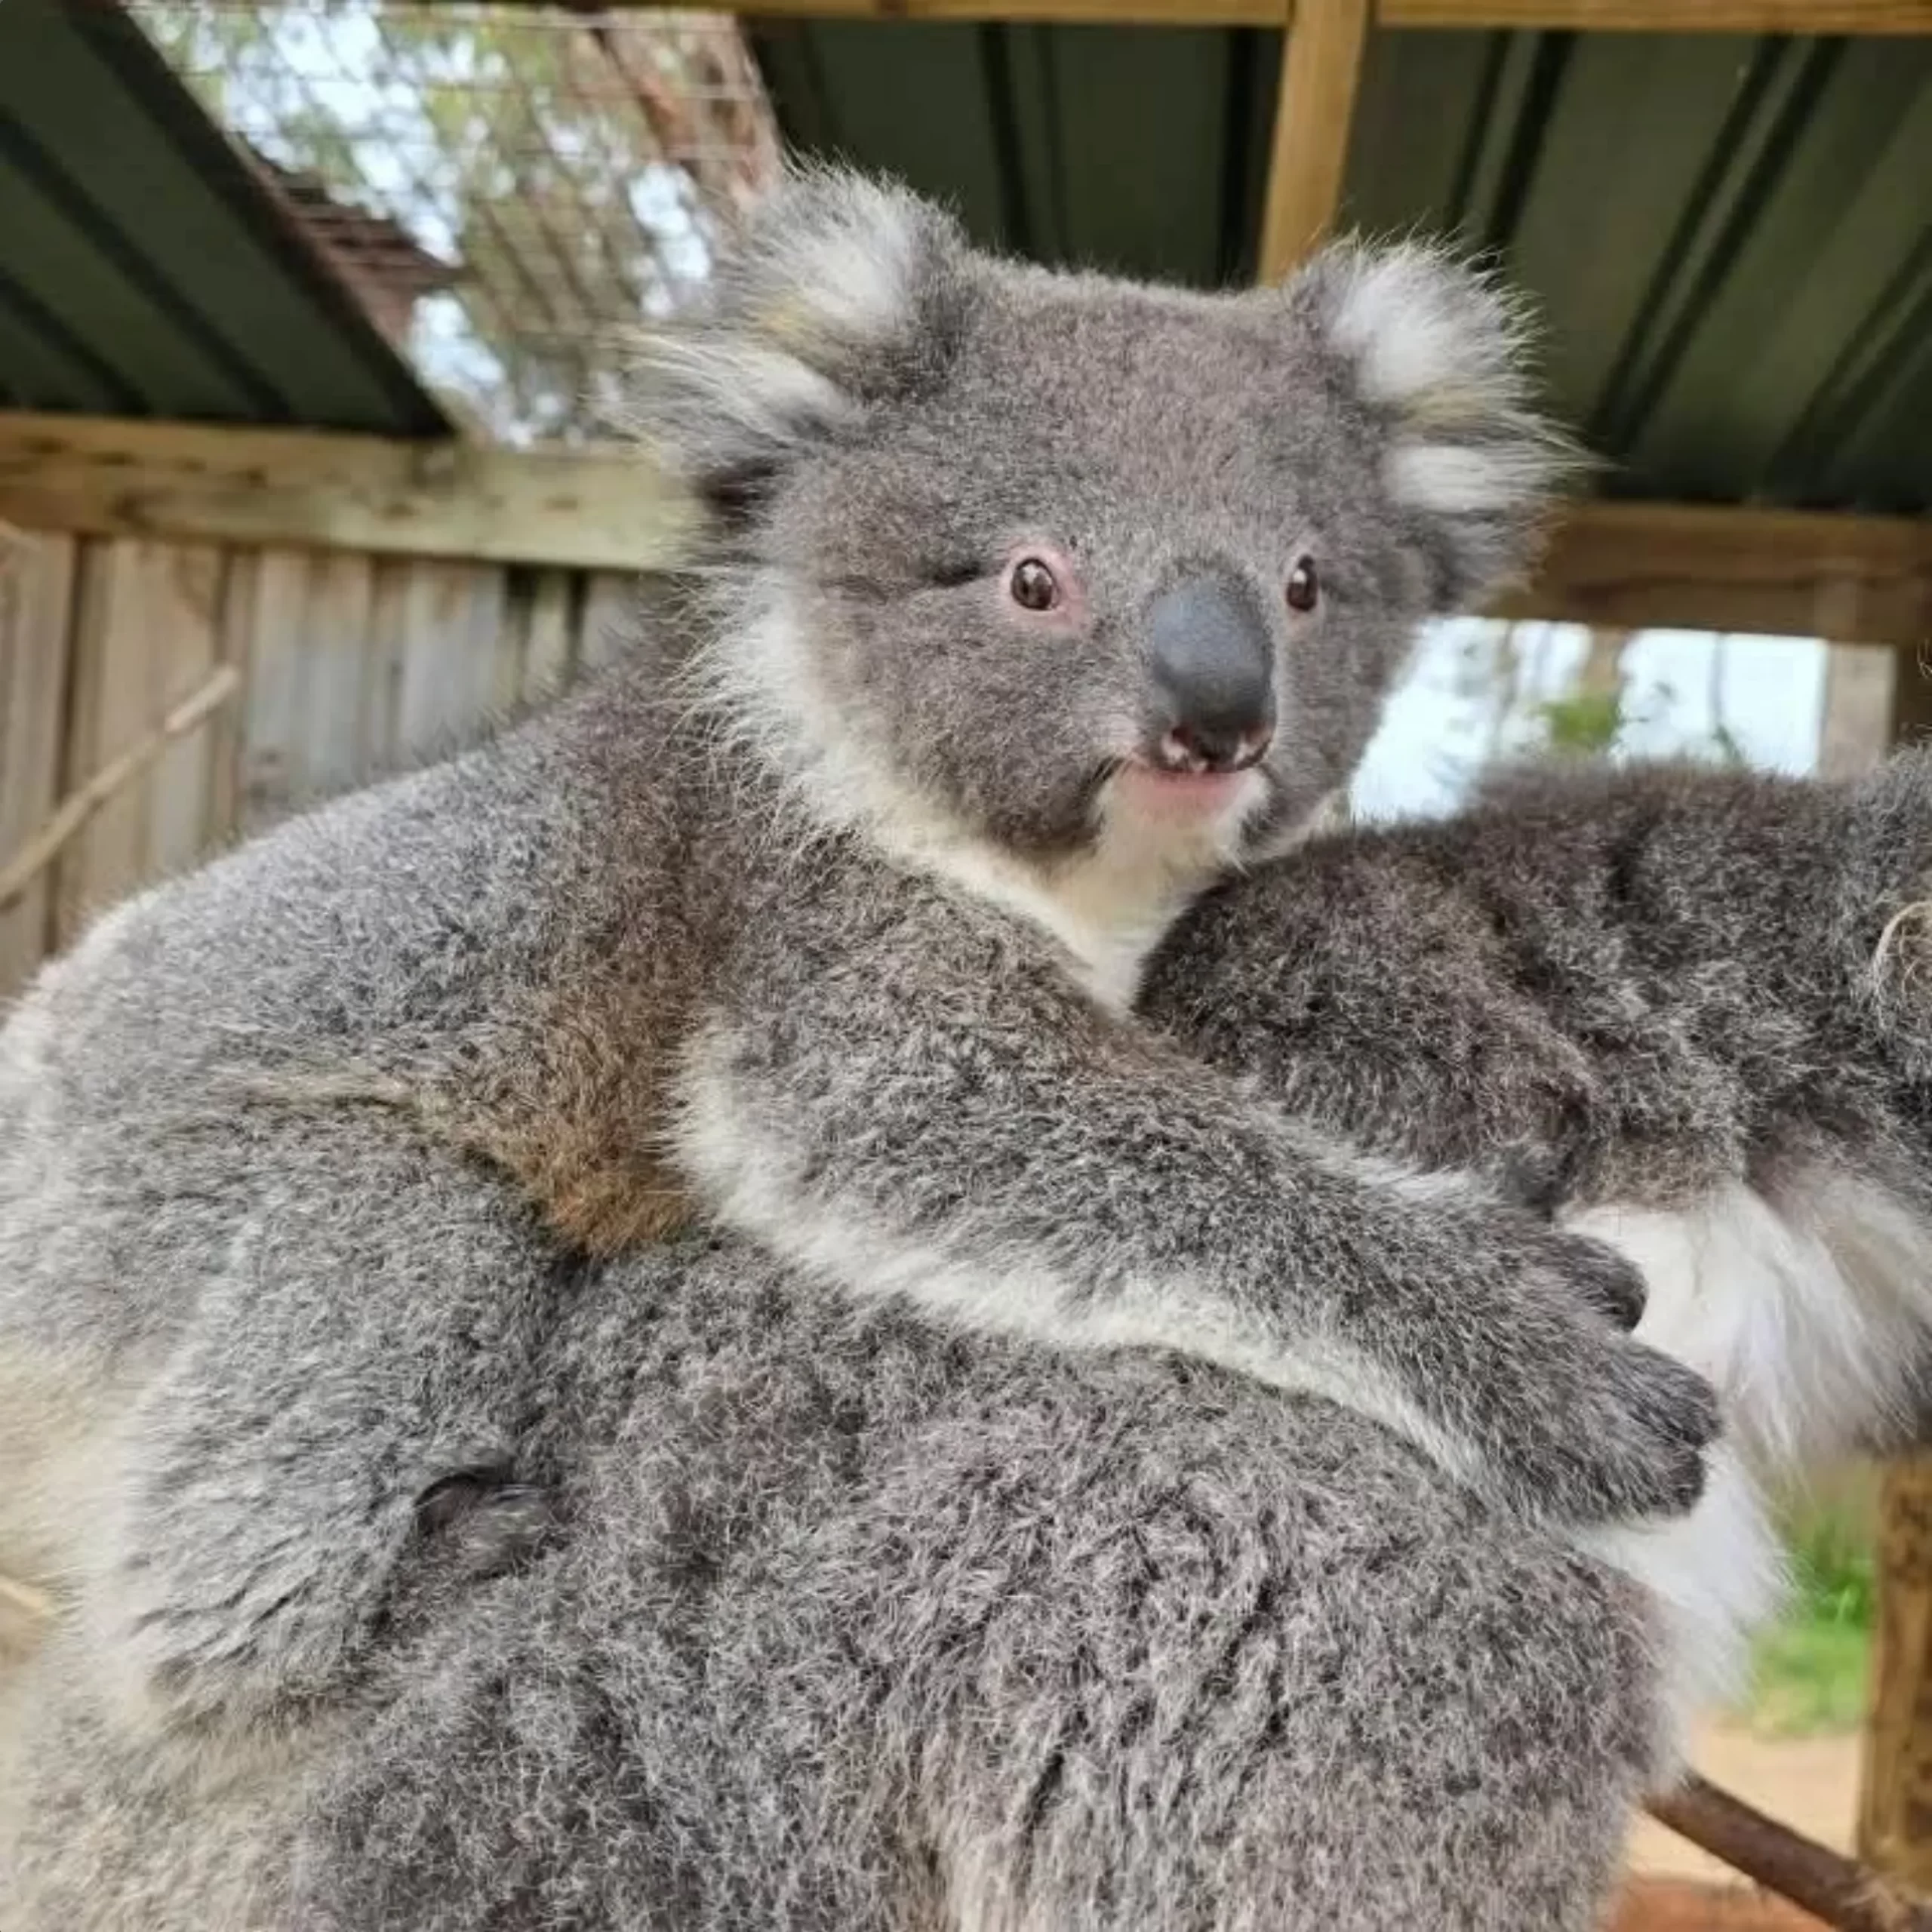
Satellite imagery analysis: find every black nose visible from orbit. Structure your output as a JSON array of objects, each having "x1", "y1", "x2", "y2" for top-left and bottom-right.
[{"x1": 1143, "y1": 574, "x2": 1275, "y2": 774}]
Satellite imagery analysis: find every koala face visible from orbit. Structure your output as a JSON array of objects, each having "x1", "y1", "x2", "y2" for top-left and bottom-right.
[{"x1": 635, "y1": 169, "x2": 1568, "y2": 874}]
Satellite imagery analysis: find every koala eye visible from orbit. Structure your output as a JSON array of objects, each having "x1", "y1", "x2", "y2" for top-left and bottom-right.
[
  {"x1": 1008, "y1": 556, "x2": 1061, "y2": 613},
  {"x1": 1285, "y1": 557, "x2": 1320, "y2": 614}
]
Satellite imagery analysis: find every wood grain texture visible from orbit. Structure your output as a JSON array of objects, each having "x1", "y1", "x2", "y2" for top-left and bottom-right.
[
  {"x1": 1382, "y1": 0, "x2": 1931, "y2": 31},
  {"x1": 1497, "y1": 502, "x2": 1932, "y2": 651},
  {"x1": 0, "y1": 531, "x2": 75, "y2": 1000},
  {"x1": 0, "y1": 414, "x2": 696, "y2": 573},
  {"x1": 1860, "y1": 1456, "x2": 1932, "y2": 1890},
  {"x1": 54, "y1": 540, "x2": 229, "y2": 946},
  {"x1": 1257, "y1": 0, "x2": 1371, "y2": 280},
  {"x1": 503, "y1": 0, "x2": 1925, "y2": 26}
]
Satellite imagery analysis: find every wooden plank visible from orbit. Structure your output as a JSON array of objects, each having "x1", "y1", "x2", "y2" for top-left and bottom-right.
[
  {"x1": 233, "y1": 548, "x2": 312, "y2": 832},
  {"x1": 537, "y1": 0, "x2": 1928, "y2": 25},
  {"x1": 1817, "y1": 642, "x2": 1897, "y2": 777},
  {"x1": 506, "y1": 564, "x2": 571, "y2": 706},
  {"x1": 600, "y1": 0, "x2": 1294, "y2": 17},
  {"x1": 390, "y1": 560, "x2": 512, "y2": 764},
  {"x1": 1496, "y1": 502, "x2": 1932, "y2": 651},
  {"x1": 1859, "y1": 1462, "x2": 1932, "y2": 1881},
  {"x1": 578, "y1": 574, "x2": 645, "y2": 674},
  {"x1": 0, "y1": 530, "x2": 75, "y2": 1000},
  {"x1": 1380, "y1": 0, "x2": 1932, "y2": 30},
  {"x1": 54, "y1": 539, "x2": 228, "y2": 946},
  {"x1": 0, "y1": 413, "x2": 697, "y2": 574},
  {"x1": 1257, "y1": 0, "x2": 1371, "y2": 280},
  {"x1": 145, "y1": 546, "x2": 227, "y2": 882}
]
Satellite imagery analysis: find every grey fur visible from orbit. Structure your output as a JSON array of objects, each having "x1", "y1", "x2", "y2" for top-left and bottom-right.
[
  {"x1": 1155, "y1": 753, "x2": 1932, "y2": 1290},
  {"x1": 21, "y1": 748, "x2": 1932, "y2": 1931},
  {"x1": 0, "y1": 166, "x2": 1711, "y2": 1792},
  {"x1": 2, "y1": 1238, "x2": 1657, "y2": 1932},
  {"x1": 1149, "y1": 748, "x2": 1932, "y2": 1469}
]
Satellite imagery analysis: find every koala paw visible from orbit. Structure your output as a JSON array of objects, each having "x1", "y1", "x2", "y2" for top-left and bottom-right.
[
  {"x1": 1436, "y1": 1210, "x2": 1719, "y2": 1528},
  {"x1": 83, "y1": 1462, "x2": 555, "y2": 1752}
]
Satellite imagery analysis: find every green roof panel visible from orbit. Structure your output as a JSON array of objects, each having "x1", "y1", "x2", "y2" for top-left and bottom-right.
[
  {"x1": 0, "y1": 0, "x2": 448, "y2": 435},
  {"x1": 752, "y1": 17, "x2": 1932, "y2": 518}
]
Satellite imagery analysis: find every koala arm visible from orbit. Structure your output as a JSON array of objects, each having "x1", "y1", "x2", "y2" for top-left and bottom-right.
[
  {"x1": 1146, "y1": 751, "x2": 1932, "y2": 1211},
  {"x1": 674, "y1": 883, "x2": 1717, "y2": 1529}
]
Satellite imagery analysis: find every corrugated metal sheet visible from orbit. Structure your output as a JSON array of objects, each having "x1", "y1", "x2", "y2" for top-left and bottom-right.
[
  {"x1": 0, "y1": 0, "x2": 449, "y2": 435},
  {"x1": 752, "y1": 20, "x2": 1932, "y2": 516}
]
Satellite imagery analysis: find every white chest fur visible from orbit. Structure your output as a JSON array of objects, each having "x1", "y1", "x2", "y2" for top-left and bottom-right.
[{"x1": 1562, "y1": 1164, "x2": 1932, "y2": 1773}]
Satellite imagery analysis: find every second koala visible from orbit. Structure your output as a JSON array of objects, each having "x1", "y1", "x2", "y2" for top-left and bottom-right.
[{"x1": 0, "y1": 169, "x2": 1710, "y2": 1759}]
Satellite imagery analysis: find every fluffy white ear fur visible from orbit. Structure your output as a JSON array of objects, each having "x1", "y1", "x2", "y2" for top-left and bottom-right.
[
  {"x1": 624, "y1": 168, "x2": 952, "y2": 485},
  {"x1": 1297, "y1": 239, "x2": 1579, "y2": 601}
]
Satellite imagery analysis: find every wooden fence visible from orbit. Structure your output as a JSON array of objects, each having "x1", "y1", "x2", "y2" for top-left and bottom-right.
[{"x1": 0, "y1": 528, "x2": 641, "y2": 1004}]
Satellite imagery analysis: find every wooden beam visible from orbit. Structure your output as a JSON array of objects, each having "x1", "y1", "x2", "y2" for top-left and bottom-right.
[
  {"x1": 517, "y1": 0, "x2": 1930, "y2": 23},
  {"x1": 0, "y1": 413, "x2": 698, "y2": 574},
  {"x1": 1496, "y1": 501, "x2": 1932, "y2": 653},
  {"x1": 741, "y1": 0, "x2": 1294, "y2": 18},
  {"x1": 1257, "y1": 0, "x2": 1371, "y2": 280},
  {"x1": 1380, "y1": 0, "x2": 1932, "y2": 30},
  {"x1": 4, "y1": 417, "x2": 1926, "y2": 651}
]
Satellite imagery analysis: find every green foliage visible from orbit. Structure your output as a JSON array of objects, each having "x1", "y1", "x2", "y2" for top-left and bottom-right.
[
  {"x1": 1535, "y1": 688, "x2": 1626, "y2": 757},
  {"x1": 1736, "y1": 1510, "x2": 1875, "y2": 1739}
]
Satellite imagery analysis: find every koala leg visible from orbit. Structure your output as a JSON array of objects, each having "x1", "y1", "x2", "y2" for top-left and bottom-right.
[
  {"x1": 282, "y1": 1244, "x2": 1666, "y2": 1932},
  {"x1": 64, "y1": 1115, "x2": 568, "y2": 1763}
]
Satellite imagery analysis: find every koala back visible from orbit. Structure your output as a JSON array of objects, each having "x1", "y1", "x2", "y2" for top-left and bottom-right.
[{"x1": 25, "y1": 1238, "x2": 1650, "y2": 1932}]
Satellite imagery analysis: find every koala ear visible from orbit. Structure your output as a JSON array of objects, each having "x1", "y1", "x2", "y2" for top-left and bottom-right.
[
  {"x1": 1293, "y1": 241, "x2": 1581, "y2": 610},
  {"x1": 624, "y1": 167, "x2": 964, "y2": 520}
]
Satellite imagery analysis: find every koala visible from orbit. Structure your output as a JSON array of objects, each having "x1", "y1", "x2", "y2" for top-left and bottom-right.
[
  {"x1": 20, "y1": 749, "x2": 1932, "y2": 1932},
  {"x1": 1142, "y1": 744, "x2": 1932, "y2": 1743},
  {"x1": 1148, "y1": 746, "x2": 1932, "y2": 1483},
  {"x1": 0, "y1": 166, "x2": 1715, "y2": 1765},
  {"x1": 2, "y1": 1238, "x2": 1662, "y2": 1932},
  {"x1": 28, "y1": 734, "x2": 1932, "y2": 1932}
]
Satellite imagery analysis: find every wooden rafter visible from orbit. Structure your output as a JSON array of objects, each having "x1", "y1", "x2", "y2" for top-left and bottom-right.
[
  {"x1": 1379, "y1": 0, "x2": 1932, "y2": 29},
  {"x1": 2, "y1": 415, "x2": 1926, "y2": 649},
  {"x1": 1497, "y1": 500, "x2": 1932, "y2": 653},
  {"x1": 1257, "y1": 0, "x2": 1372, "y2": 281},
  {"x1": 492, "y1": 0, "x2": 1932, "y2": 27},
  {"x1": 0, "y1": 413, "x2": 697, "y2": 574}
]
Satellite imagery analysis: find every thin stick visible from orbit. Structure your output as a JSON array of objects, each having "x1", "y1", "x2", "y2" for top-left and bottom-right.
[
  {"x1": 1647, "y1": 1772, "x2": 1932, "y2": 1931},
  {"x1": 0, "y1": 663, "x2": 242, "y2": 912}
]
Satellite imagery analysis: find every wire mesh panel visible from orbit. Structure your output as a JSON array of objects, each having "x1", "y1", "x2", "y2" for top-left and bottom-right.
[{"x1": 131, "y1": 2, "x2": 781, "y2": 442}]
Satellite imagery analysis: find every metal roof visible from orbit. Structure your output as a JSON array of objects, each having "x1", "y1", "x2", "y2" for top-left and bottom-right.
[
  {"x1": 752, "y1": 18, "x2": 1932, "y2": 517},
  {"x1": 0, "y1": 0, "x2": 451, "y2": 435},
  {"x1": 2, "y1": 2, "x2": 1926, "y2": 518}
]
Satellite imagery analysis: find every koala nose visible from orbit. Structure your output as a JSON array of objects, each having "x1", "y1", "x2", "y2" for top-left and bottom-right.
[{"x1": 1143, "y1": 574, "x2": 1276, "y2": 774}]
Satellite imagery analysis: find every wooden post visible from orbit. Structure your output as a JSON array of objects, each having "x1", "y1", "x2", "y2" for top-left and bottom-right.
[
  {"x1": 1257, "y1": 0, "x2": 1372, "y2": 279},
  {"x1": 1817, "y1": 644, "x2": 1897, "y2": 779},
  {"x1": 1860, "y1": 1458, "x2": 1932, "y2": 1885},
  {"x1": 1857, "y1": 647, "x2": 1932, "y2": 1882}
]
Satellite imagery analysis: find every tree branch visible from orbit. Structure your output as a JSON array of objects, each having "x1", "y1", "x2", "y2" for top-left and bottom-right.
[{"x1": 1647, "y1": 1773, "x2": 1932, "y2": 1931}]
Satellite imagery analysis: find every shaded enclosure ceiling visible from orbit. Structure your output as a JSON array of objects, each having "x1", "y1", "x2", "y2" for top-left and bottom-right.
[
  {"x1": 752, "y1": 17, "x2": 1932, "y2": 516},
  {"x1": 0, "y1": 0, "x2": 451, "y2": 435},
  {"x1": 1, "y1": 0, "x2": 1926, "y2": 520}
]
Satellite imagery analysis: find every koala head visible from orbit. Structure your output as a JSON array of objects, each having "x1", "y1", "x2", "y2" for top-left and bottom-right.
[{"x1": 633, "y1": 168, "x2": 1569, "y2": 895}]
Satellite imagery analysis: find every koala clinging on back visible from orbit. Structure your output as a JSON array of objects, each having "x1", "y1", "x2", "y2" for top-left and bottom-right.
[{"x1": 0, "y1": 168, "x2": 1714, "y2": 1747}]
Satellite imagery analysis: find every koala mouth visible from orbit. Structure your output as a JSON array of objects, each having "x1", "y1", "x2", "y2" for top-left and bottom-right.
[{"x1": 1111, "y1": 758, "x2": 1264, "y2": 820}]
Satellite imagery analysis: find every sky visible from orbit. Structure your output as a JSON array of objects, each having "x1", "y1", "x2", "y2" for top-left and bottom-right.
[{"x1": 1351, "y1": 621, "x2": 1829, "y2": 822}]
